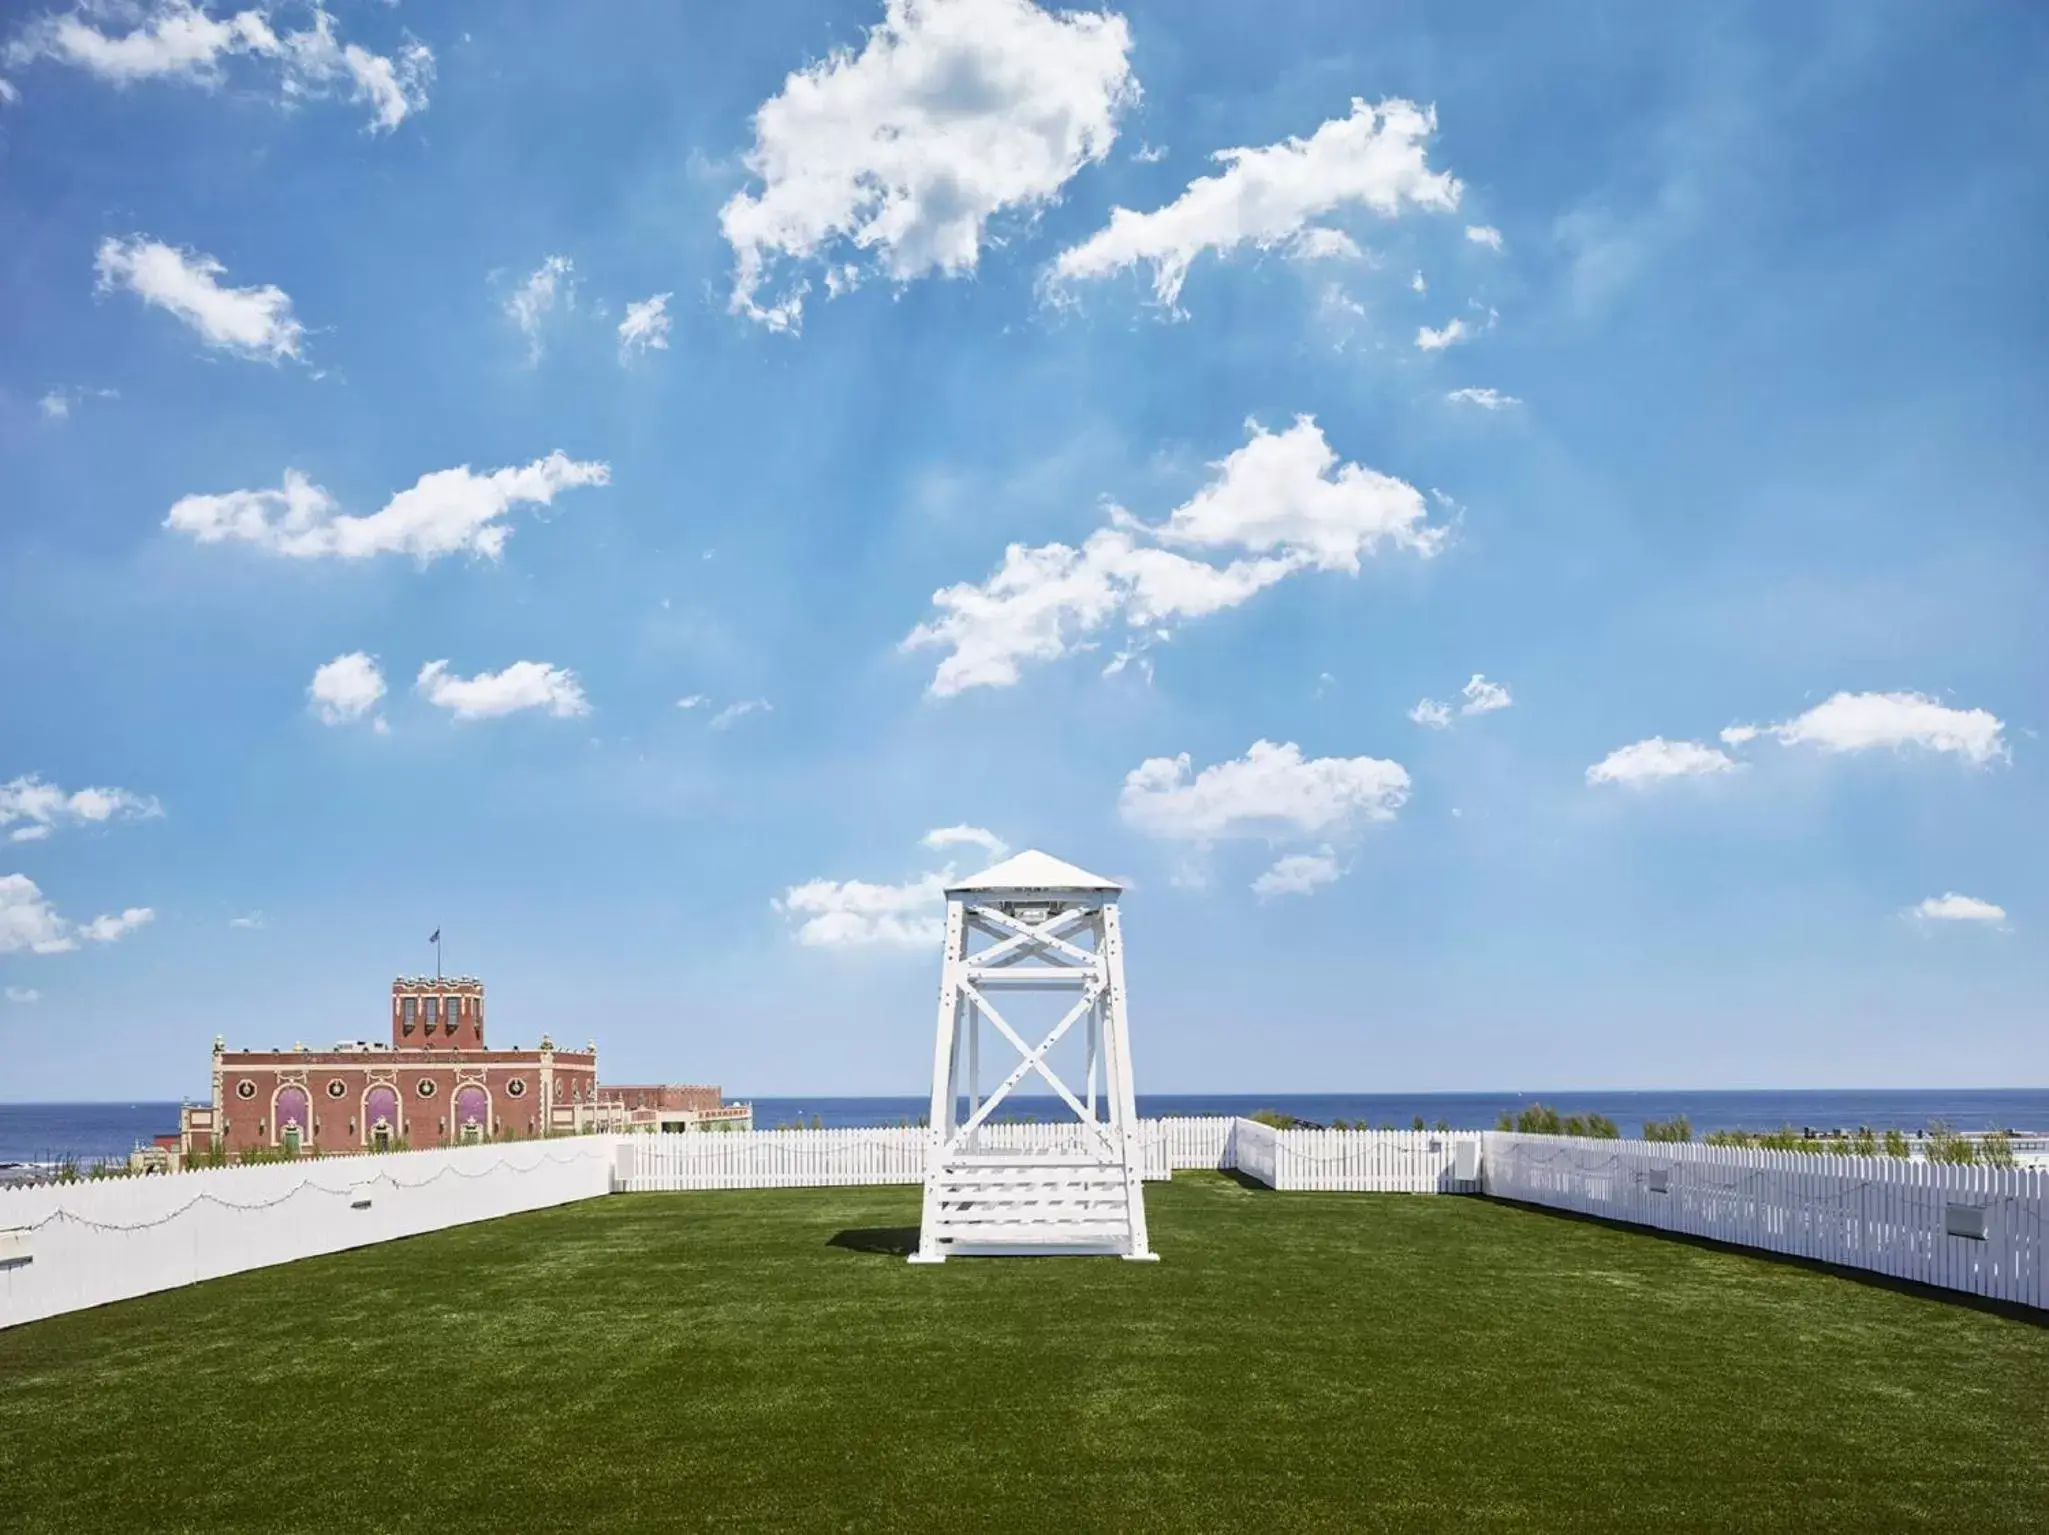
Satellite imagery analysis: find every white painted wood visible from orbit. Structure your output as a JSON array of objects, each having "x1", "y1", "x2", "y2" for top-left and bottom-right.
[
  {"x1": 912, "y1": 852, "x2": 1153, "y2": 1262},
  {"x1": 1479, "y1": 1132, "x2": 2046, "y2": 1309}
]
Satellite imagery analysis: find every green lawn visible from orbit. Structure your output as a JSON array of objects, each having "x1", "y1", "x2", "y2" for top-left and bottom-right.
[{"x1": 2, "y1": 1175, "x2": 2045, "y2": 1532}]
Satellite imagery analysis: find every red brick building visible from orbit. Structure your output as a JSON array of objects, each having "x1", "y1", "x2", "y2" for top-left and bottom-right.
[{"x1": 180, "y1": 977, "x2": 599, "y2": 1156}]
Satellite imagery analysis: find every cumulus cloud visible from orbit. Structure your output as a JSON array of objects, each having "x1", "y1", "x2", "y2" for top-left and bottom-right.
[
  {"x1": 1586, "y1": 738, "x2": 1740, "y2": 787},
  {"x1": 79, "y1": 907, "x2": 155, "y2": 944},
  {"x1": 1725, "y1": 691, "x2": 2007, "y2": 766},
  {"x1": 904, "y1": 416, "x2": 1440, "y2": 696},
  {"x1": 617, "y1": 292, "x2": 672, "y2": 359},
  {"x1": 307, "y1": 651, "x2": 385, "y2": 725},
  {"x1": 1408, "y1": 698, "x2": 1451, "y2": 729},
  {"x1": 1120, "y1": 740, "x2": 1409, "y2": 843},
  {"x1": 676, "y1": 694, "x2": 707, "y2": 710},
  {"x1": 1465, "y1": 224, "x2": 1503, "y2": 250},
  {"x1": 920, "y1": 824, "x2": 1009, "y2": 863},
  {"x1": 1, "y1": 775, "x2": 161, "y2": 843},
  {"x1": 721, "y1": 0, "x2": 1136, "y2": 332},
  {"x1": 0, "y1": 874, "x2": 152, "y2": 955},
  {"x1": 775, "y1": 869, "x2": 950, "y2": 948},
  {"x1": 95, "y1": 236, "x2": 305, "y2": 362},
  {"x1": 1460, "y1": 674, "x2": 1512, "y2": 715},
  {"x1": 1051, "y1": 97, "x2": 1460, "y2": 310},
  {"x1": 506, "y1": 255, "x2": 574, "y2": 362},
  {"x1": 1252, "y1": 847, "x2": 1340, "y2": 899},
  {"x1": 165, "y1": 451, "x2": 608, "y2": 563},
  {"x1": 5, "y1": 3, "x2": 432, "y2": 132},
  {"x1": 1910, "y1": 893, "x2": 2008, "y2": 927},
  {"x1": 4, "y1": 986, "x2": 40, "y2": 1004},
  {"x1": 708, "y1": 699, "x2": 772, "y2": 731},
  {"x1": 416, "y1": 660, "x2": 590, "y2": 721},
  {"x1": 1444, "y1": 386, "x2": 1519, "y2": 410}
]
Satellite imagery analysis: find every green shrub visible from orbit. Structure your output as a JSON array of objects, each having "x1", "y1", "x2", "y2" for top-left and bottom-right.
[
  {"x1": 1980, "y1": 1130, "x2": 2017, "y2": 1168},
  {"x1": 1643, "y1": 1116, "x2": 1692, "y2": 1143},
  {"x1": 1883, "y1": 1128, "x2": 1910, "y2": 1160}
]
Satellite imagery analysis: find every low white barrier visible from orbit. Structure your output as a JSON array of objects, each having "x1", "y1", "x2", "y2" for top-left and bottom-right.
[
  {"x1": 617, "y1": 1118, "x2": 1238, "y2": 1191},
  {"x1": 1224, "y1": 1120, "x2": 1480, "y2": 1193},
  {"x1": 1481, "y1": 1132, "x2": 2047, "y2": 1310},
  {"x1": 0, "y1": 1137, "x2": 619, "y2": 1330}
]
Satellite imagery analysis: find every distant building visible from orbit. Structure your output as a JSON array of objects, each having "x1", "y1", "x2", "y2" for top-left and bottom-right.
[{"x1": 175, "y1": 975, "x2": 747, "y2": 1163}]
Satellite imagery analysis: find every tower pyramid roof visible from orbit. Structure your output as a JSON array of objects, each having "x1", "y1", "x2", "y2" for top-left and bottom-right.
[{"x1": 946, "y1": 849, "x2": 1121, "y2": 895}]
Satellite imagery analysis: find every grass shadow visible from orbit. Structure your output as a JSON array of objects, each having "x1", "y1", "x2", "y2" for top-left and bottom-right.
[
  {"x1": 828, "y1": 1226, "x2": 919, "y2": 1257},
  {"x1": 1214, "y1": 1168, "x2": 1275, "y2": 1193},
  {"x1": 1481, "y1": 1196, "x2": 2049, "y2": 1328}
]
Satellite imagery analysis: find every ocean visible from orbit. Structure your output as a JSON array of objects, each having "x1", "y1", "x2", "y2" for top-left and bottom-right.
[{"x1": 4, "y1": 1089, "x2": 2041, "y2": 1168}]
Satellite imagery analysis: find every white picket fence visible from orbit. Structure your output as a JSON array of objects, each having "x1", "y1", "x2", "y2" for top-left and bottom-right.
[
  {"x1": 616, "y1": 1117, "x2": 1242, "y2": 1191},
  {"x1": 0, "y1": 1136, "x2": 619, "y2": 1330},
  {"x1": 1225, "y1": 1119, "x2": 1481, "y2": 1193},
  {"x1": 1481, "y1": 1132, "x2": 2047, "y2": 1310}
]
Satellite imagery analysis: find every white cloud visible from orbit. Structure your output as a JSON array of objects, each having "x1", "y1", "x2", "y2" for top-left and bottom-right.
[
  {"x1": 1415, "y1": 316, "x2": 1471, "y2": 351},
  {"x1": 228, "y1": 911, "x2": 264, "y2": 930},
  {"x1": 1408, "y1": 698, "x2": 1451, "y2": 729},
  {"x1": 0, "y1": 77, "x2": 17, "y2": 105},
  {"x1": 506, "y1": 255, "x2": 574, "y2": 361},
  {"x1": 165, "y1": 451, "x2": 609, "y2": 563},
  {"x1": 1465, "y1": 224, "x2": 1503, "y2": 251},
  {"x1": 1734, "y1": 691, "x2": 2007, "y2": 766},
  {"x1": 618, "y1": 292, "x2": 672, "y2": 358},
  {"x1": 5, "y1": 3, "x2": 432, "y2": 132},
  {"x1": 1051, "y1": 97, "x2": 1459, "y2": 310},
  {"x1": 1288, "y1": 227, "x2": 1362, "y2": 262},
  {"x1": 1119, "y1": 740, "x2": 1410, "y2": 842},
  {"x1": 676, "y1": 694, "x2": 707, "y2": 710},
  {"x1": 1444, "y1": 386, "x2": 1519, "y2": 410},
  {"x1": 721, "y1": 0, "x2": 1136, "y2": 332},
  {"x1": 1252, "y1": 847, "x2": 1340, "y2": 898},
  {"x1": 95, "y1": 236, "x2": 305, "y2": 362},
  {"x1": 1410, "y1": 269, "x2": 1425, "y2": 293},
  {"x1": 1910, "y1": 893, "x2": 2007, "y2": 927},
  {"x1": 416, "y1": 660, "x2": 590, "y2": 721},
  {"x1": 708, "y1": 698, "x2": 772, "y2": 731},
  {"x1": 1460, "y1": 673, "x2": 1512, "y2": 715},
  {"x1": 0, "y1": 874, "x2": 151, "y2": 955},
  {"x1": 38, "y1": 384, "x2": 117, "y2": 420},
  {"x1": 1586, "y1": 738, "x2": 1740, "y2": 787},
  {"x1": 1130, "y1": 139, "x2": 1166, "y2": 164},
  {"x1": 307, "y1": 651, "x2": 385, "y2": 725},
  {"x1": 920, "y1": 824, "x2": 1008, "y2": 863},
  {"x1": 776, "y1": 869, "x2": 949, "y2": 948},
  {"x1": 904, "y1": 416, "x2": 1441, "y2": 696},
  {"x1": 4, "y1": 986, "x2": 39, "y2": 1004},
  {"x1": 1, "y1": 775, "x2": 161, "y2": 842},
  {"x1": 79, "y1": 907, "x2": 154, "y2": 944}
]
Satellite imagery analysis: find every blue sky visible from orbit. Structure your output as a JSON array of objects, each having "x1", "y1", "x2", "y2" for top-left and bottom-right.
[{"x1": 2, "y1": 0, "x2": 2044, "y2": 1101}]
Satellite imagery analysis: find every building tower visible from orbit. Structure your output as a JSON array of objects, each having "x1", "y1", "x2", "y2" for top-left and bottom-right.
[
  {"x1": 391, "y1": 976, "x2": 487, "y2": 1049},
  {"x1": 911, "y1": 850, "x2": 1156, "y2": 1262}
]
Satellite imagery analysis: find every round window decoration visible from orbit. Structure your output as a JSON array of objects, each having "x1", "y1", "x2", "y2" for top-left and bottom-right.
[
  {"x1": 416, "y1": 1079, "x2": 438, "y2": 1098},
  {"x1": 506, "y1": 1079, "x2": 527, "y2": 1097},
  {"x1": 326, "y1": 1079, "x2": 348, "y2": 1099},
  {"x1": 235, "y1": 1080, "x2": 257, "y2": 1099}
]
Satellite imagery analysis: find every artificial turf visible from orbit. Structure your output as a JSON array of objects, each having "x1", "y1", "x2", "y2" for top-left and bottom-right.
[{"x1": 1, "y1": 1174, "x2": 2045, "y2": 1533}]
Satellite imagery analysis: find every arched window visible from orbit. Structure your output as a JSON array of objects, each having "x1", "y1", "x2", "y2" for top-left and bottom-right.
[
  {"x1": 454, "y1": 1085, "x2": 489, "y2": 1143},
  {"x1": 274, "y1": 1086, "x2": 311, "y2": 1149}
]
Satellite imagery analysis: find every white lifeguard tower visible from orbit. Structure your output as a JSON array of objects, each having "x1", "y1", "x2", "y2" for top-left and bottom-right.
[{"x1": 910, "y1": 850, "x2": 1155, "y2": 1262}]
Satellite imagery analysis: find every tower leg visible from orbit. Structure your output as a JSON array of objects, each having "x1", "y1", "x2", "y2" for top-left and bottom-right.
[
  {"x1": 1101, "y1": 904, "x2": 1157, "y2": 1261},
  {"x1": 911, "y1": 900, "x2": 968, "y2": 1264}
]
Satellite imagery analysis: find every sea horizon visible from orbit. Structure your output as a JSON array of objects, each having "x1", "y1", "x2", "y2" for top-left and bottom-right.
[{"x1": 6, "y1": 1087, "x2": 2045, "y2": 1166}]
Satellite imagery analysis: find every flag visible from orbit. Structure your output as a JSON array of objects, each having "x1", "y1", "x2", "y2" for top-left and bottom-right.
[{"x1": 429, "y1": 929, "x2": 440, "y2": 944}]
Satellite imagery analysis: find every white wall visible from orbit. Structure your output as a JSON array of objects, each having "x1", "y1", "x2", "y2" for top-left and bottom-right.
[
  {"x1": 0, "y1": 1136, "x2": 619, "y2": 1331},
  {"x1": 1481, "y1": 1131, "x2": 2047, "y2": 1310}
]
